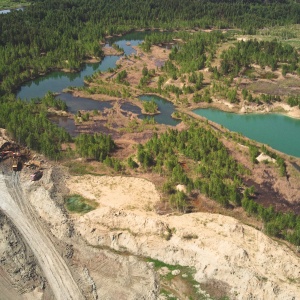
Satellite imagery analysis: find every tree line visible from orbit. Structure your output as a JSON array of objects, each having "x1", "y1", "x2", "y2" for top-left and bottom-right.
[
  {"x1": 1, "y1": 0, "x2": 300, "y2": 94},
  {"x1": 0, "y1": 94, "x2": 71, "y2": 159}
]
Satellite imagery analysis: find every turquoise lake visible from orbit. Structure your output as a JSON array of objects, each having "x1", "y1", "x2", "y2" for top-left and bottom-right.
[{"x1": 193, "y1": 108, "x2": 300, "y2": 158}]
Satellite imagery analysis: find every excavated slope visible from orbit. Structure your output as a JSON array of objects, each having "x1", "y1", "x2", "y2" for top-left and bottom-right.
[{"x1": 68, "y1": 174, "x2": 300, "y2": 300}]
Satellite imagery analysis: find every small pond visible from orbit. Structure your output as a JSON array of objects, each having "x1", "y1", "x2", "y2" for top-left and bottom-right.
[
  {"x1": 57, "y1": 93, "x2": 112, "y2": 115},
  {"x1": 138, "y1": 95, "x2": 179, "y2": 126}
]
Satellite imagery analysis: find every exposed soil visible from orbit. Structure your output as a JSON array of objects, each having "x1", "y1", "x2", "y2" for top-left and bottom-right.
[
  {"x1": 246, "y1": 178, "x2": 300, "y2": 214},
  {"x1": 0, "y1": 211, "x2": 48, "y2": 300},
  {"x1": 67, "y1": 171, "x2": 300, "y2": 300},
  {"x1": 0, "y1": 141, "x2": 300, "y2": 299}
]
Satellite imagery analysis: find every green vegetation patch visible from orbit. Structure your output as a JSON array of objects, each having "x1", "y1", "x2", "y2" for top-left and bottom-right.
[
  {"x1": 219, "y1": 39, "x2": 299, "y2": 77},
  {"x1": 64, "y1": 161, "x2": 93, "y2": 175},
  {"x1": 147, "y1": 258, "x2": 201, "y2": 299},
  {"x1": 137, "y1": 122, "x2": 245, "y2": 209},
  {"x1": 248, "y1": 80, "x2": 300, "y2": 96},
  {"x1": 65, "y1": 194, "x2": 97, "y2": 214},
  {"x1": 0, "y1": 0, "x2": 29, "y2": 10},
  {"x1": 147, "y1": 258, "x2": 229, "y2": 300},
  {"x1": 142, "y1": 99, "x2": 159, "y2": 114}
]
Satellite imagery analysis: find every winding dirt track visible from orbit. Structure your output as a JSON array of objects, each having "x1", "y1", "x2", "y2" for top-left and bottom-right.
[{"x1": 0, "y1": 173, "x2": 84, "y2": 300}]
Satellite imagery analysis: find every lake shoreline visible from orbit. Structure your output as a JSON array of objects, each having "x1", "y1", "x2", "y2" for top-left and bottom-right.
[{"x1": 189, "y1": 100, "x2": 300, "y2": 120}]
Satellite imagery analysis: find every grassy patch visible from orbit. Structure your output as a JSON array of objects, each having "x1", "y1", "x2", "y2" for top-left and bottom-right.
[
  {"x1": 147, "y1": 258, "x2": 180, "y2": 270},
  {"x1": 248, "y1": 80, "x2": 300, "y2": 96},
  {"x1": 146, "y1": 258, "x2": 231, "y2": 300},
  {"x1": 259, "y1": 72, "x2": 278, "y2": 80},
  {"x1": 182, "y1": 234, "x2": 198, "y2": 240},
  {"x1": 0, "y1": 0, "x2": 29, "y2": 10},
  {"x1": 64, "y1": 161, "x2": 90, "y2": 175},
  {"x1": 160, "y1": 289, "x2": 178, "y2": 300},
  {"x1": 242, "y1": 67, "x2": 256, "y2": 79},
  {"x1": 65, "y1": 194, "x2": 97, "y2": 214},
  {"x1": 142, "y1": 99, "x2": 159, "y2": 114},
  {"x1": 63, "y1": 160, "x2": 104, "y2": 176},
  {"x1": 146, "y1": 258, "x2": 206, "y2": 299}
]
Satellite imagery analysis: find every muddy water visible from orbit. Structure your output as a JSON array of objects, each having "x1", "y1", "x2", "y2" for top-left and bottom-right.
[
  {"x1": 57, "y1": 93, "x2": 112, "y2": 114},
  {"x1": 193, "y1": 108, "x2": 300, "y2": 158}
]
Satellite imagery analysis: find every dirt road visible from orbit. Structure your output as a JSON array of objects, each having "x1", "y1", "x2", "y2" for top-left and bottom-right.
[{"x1": 0, "y1": 172, "x2": 84, "y2": 300}]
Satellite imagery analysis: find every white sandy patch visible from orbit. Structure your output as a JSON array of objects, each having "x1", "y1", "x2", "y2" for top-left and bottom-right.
[
  {"x1": 0, "y1": 128, "x2": 9, "y2": 148},
  {"x1": 213, "y1": 97, "x2": 235, "y2": 109},
  {"x1": 67, "y1": 175, "x2": 160, "y2": 211},
  {"x1": 256, "y1": 153, "x2": 276, "y2": 163},
  {"x1": 273, "y1": 102, "x2": 300, "y2": 119}
]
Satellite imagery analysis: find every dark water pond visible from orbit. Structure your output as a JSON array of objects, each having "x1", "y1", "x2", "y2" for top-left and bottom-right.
[
  {"x1": 57, "y1": 93, "x2": 112, "y2": 115},
  {"x1": 138, "y1": 95, "x2": 179, "y2": 126}
]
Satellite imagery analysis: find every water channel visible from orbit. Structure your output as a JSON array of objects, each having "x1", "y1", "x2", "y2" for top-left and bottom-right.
[
  {"x1": 138, "y1": 95, "x2": 178, "y2": 126},
  {"x1": 16, "y1": 31, "x2": 178, "y2": 130},
  {"x1": 17, "y1": 31, "x2": 154, "y2": 100}
]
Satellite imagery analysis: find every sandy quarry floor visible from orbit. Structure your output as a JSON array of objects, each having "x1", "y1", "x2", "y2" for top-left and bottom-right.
[{"x1": 67, "y1": 175, "x2": 160, "y2": 212}]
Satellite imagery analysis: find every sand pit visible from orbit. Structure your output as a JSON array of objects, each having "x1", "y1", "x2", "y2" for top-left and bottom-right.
[
  {"x1": 67, "y1": 175, "x2": 161, "y2": 211},
  {"x1": 256, "y1": 153, "x2": 276, "y2": 163},
  {"x1": 65, "y1": 174, "x2": 300, "y2": 299}
]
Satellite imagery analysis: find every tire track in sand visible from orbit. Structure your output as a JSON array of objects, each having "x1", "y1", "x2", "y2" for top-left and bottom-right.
[{"x1": 0, "y1": 174, "x2": 84, "y2": 300}]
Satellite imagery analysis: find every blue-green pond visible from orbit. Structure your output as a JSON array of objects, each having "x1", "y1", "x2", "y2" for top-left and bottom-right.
[{"x1": 193, "y1": 108, "x2": 300, "y2": 158}]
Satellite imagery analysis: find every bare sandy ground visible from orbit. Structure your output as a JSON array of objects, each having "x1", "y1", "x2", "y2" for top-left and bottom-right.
[
  {"x1": 67, "y1": 175, "x2": 160, "y2": 212},
  {"x1": 273, "y1": 102, "x2": 300, "y2": 118},
  {"x1": 102, "y1": 46, "x2": 124, "y2": 56},
  {"x1": 67, "y1": 174, "x2": 300, "y2": 300},
  {"x1": 0, "y1": 128, "x2": 9, "y2": 147}
]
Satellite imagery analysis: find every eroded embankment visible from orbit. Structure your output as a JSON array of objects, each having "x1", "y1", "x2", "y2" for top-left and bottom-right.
[
  {"x1": 0, "y1": 173, "x2": 84, "y2": 300},
  {"x1": 0, "y1": 210, "x2": 47, "y2": 300}
]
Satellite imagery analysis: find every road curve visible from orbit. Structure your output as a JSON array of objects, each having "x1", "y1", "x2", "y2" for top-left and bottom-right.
[{"x1": 0, "y1": 173, "x2": 84, "y2": 300}]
